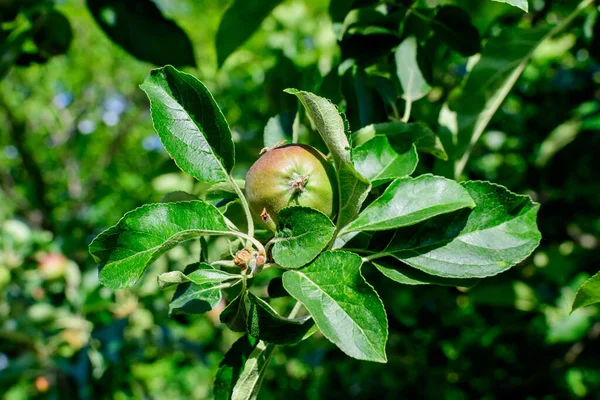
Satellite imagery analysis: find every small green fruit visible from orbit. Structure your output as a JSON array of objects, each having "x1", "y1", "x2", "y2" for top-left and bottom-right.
[{"x1": 245, "y1": 144, "x2": 338, "y2": 230}]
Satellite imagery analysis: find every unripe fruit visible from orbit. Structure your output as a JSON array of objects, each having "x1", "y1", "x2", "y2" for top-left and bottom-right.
[{"x1": 245, "y1": 144, "x2": 338, "y2": 231}]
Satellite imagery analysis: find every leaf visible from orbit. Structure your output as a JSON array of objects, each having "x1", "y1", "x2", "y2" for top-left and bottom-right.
[
  {"x1": 157, "y1": 271, "x2": 189, "y2": 289},
  {"x1": 491, "y1": 0, "x2": 528, "y2": 12},
  {"x1": 282, "y1": 251, "x2": 388, "y2": 363},
  {"x1": 221, "y1": 291, "x2": 248, "y2": 333},
  {"x1": 337, "y1": 163, "x2": 372, "y2": 229},
  {"x1": 89, "y1": 201, "x2": 229, "y2": 289},
  {"x1": 214, "y1": 335, "x2": 258, "y2": 400},
  {"x1": 342, "y1": 174, "x2": 475, "y2": 234},
  {"x1": 160, "y1": 191, "x2": 199, "y2": 203},
  {"x1": 140, "y1": 65, "x2": 235, "y2": 184},
  {"x1": 231, "y1": 340, "x2": 275, "y2": 400},
  {"x1": 432, "y1": 6, "x2": 481, "y2": 57},
  {"x1": 395, "y1": 36, "x2": 431, "y2": 103},
  {"x1": 284, "y1": 88, "x2": 351, "y2": 164},
  {"x1": 285, "y1": 89, "x2": 372, "y2": 229},
  {"x1": 383, "y1": 181, "x2": 541, "y2": 279},
  {"x1": 263, "y1": 112, "x2": 294, "y2": 148},
  {"x1": 170, "y1": 263, "x2": 240, "y2": 315},
  {"x1": 353, "y1": 136, "x2": 418, "y2": 187},
  {"x1": 371, "y1": 260, "x2": 480, "y2": 287},
  {"x1": 216, "y1": 0, "x2": 284, "y2": 67},
  {"x1": 353, "y1": 121, "x2": 447, "y2": 160},
  {"x1": 341, "y1": 66, "x2": 383, "y2": 130},
  {"x1": 271, "y1": 207, "x2": 336, "y2": 269},
  {"x1": 86, "y1": 0, "x2": 195, "y2": 67},
  {"x1": 440, "y1": 26, "x2": 549, "y2": 177},
  {"x1": 247, "y1": 293, "x2": 316, "y2": 345},
  {"x1": 572, "y1": 271, "x2": 600, "y2": 312}
]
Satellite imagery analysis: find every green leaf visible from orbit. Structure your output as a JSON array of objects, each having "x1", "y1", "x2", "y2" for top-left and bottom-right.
[
  {"x1": 342, "y1": 174, "x2": 475, "y2": 234},
  {"x1": 89, "y1": 201, "x2": 230, "y2": 289},
  {"x1": 439, "y1": 27, "x2": 549, "y2": 177},
  {"x1": 284, "y1": 88, "x2": 351, "y2": 165},
  {"x1": 491, "y1": 0, "x2": 528, "y2": 12},
  {"x1": 271, "y1": 206, "x2": 336, "y2": 269},
  {"x1": 221, "y1": 291, "x2": 248, "y2": 333},
  {"x1": 395, "y1": 36, "x2": 431, "y2": 103},
  {"x1": 86, "y1": 0, "x2": 195, "y2": 67},
  {"x1": 383, "y1": 181, "x2": 541, "y2": 279},
  {"x1": 353, "y1": 121, "x2": 447, "y2": 160},
  {"x1": 432, "y1": 6, "x2": 481, "y2": 57},
  {"x1": 214, "y1": 335, "x2": 258, "y2": 400},
  {"x1": 353, "y1": 136, "x2": 418, "y2": 187},
  {"x1": 216, "y1": 0, "x2": 284, "y2": 67},
  {"x1": 170, "y1": 263, "x2": 240, "y2": 315},
  {"x1": 247, "y1": 293, "x2": 316, "y2": 345},
  {"x1": 230, "y1": 340, "x2": 275, "y2": 400},
  {"x1": 140, "y1": 65, "x2": 235, "y2": 184},
  {"x1": 371, "y1": 260, "x2": 480, "y2": 287},
  {"x1": 282, "y1": 251, "x2": 388, "y2": 363},
  {"x1": 572, "y1": 271, "x2": 600, "y2": 312},
  {"x1": 157, "y1": 270, "x2": 190, "y2": 289},
  {"x1": 285, "y1": 89, "x2": 372, "y2": 230},
  {"x1": 337, "y1": 163, "x2": 372, "y2": 229},
  {"x1": 263, "y1": 113, "x2": 294, "y2": 148}
]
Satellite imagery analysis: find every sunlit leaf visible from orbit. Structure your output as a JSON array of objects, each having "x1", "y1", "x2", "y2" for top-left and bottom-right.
[
  {"x1": 271, "y1": 207, "x2": 335, "y2": 269},
  {"x1": 90, "y1": 201, "x2": 229, "y2": 289},
  {"x1": 283, "y1": 251, "x2": 388, "y2": 363},
  {"x1": 343, "y1": 174, "x2": 475, "y2": 234},
  {"x1": 140, "y1": 65, "x2": 235, "y2": 184},
  {"x1": 382, "y1": 181, "x2": 541, "y2": 279}
]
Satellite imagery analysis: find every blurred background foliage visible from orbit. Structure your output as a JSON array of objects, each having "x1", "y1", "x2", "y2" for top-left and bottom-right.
[{"x1": 1, "y1": 0, "x2": 599, "y2": 398}]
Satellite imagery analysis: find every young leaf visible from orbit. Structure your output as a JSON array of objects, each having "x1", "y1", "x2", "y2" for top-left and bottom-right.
[
  {"x1": 395, "y1": 36, "x2": 431, "y2": 103},
  {"x1": 284, "y1": 88, "x2": 351, "y2": 165},
  {"x1": 285, "y1": 89, "x2": 372, "y2": 229},
  {"x1": 230, "y1": 340, "x2": 276, "y2": 400},
  {"x1": 140, "y1": 65, "x2": 235, "y2": 184},
  {"x1": 86, "y1": 0, "x2": 195, "y2": 67},
  {"x1": 216, "y1": 0, "x2": 284, "y2": 67},
  {"x1": 214, "y1": 335, "x2": 258, "y2": 400},
  {"x1": 221, "y1": 291, "x2": 248, "y2": 333},
  {"x1": 157, "y1": 270, "x2": 189, "y2": 289},
  {"x1": 247, "y1": 293, "x2": 316, "y2": 345},
  {"x1": 352, "y1": 121, "x2": 447, "y2": 160},
  {"x1": 89, "y1": 201, "x2": 229, "y2": 289},
  {"x1": 282, "y1": 251, "x2": 388, "y2": 363},
  {"x1": 383, "y1": 181, "x2": 541, "y2": 279},
  {"x1": 353, "y1": 136, "x2": 418, "y2": 187},
  {"x1": 271, "y1": 206, "x2": 336, "y2": 269},
  {"x1": 492, "y1": 0, "x2": 528, "y2": 12},
  {"x1": 170, "y1": 263, "x2": 240, "y2": 315},
  {"x1": 571, "y1": 271, "x2": 600, "y2": 312},
  {"x1": 342, "y1": 174, "x2": 475, "y2": 234},
  {"x1": 432, "y1": 6, "x2": 481, "y2": 57},
  {"x1": 370, "y1": 260, "x2": 480, "y2": 287}
]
